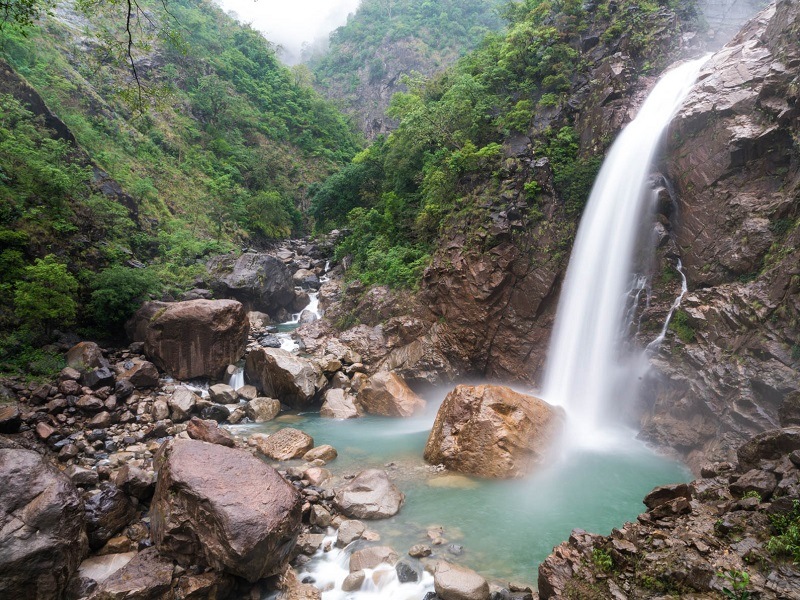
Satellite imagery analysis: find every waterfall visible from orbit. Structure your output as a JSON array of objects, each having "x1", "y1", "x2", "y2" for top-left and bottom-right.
[{"x1": 541, "y1": 57, "x2": 708, "y2": 445}]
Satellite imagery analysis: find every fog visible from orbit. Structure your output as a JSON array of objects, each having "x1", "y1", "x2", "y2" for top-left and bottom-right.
[{"x1": 214, "y1": 0, "x2": 361, "y2": 64}]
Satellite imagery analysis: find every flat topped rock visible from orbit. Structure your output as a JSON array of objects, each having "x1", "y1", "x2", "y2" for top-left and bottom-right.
[
  {"x1": 151, "y1": 439, "x2": 302, "y2": 582},
  {"x1": 334, "y1": 469, "x2": 404, "y2": 520}
]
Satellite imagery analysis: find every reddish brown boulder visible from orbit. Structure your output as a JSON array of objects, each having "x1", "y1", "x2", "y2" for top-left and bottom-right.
[
  {"x1": 0, "y1": 448, "x2": 87, "y2": 599},
  {"x1": 151, "y1": 439, "x2": 302, "y2": 582},
  {"x1": 186, "y1": 417, "x2": 236, "y2": 448},
  {"x1": 424, "y1": 385, "x2": 564, "y2": 479},
  {"x1": 66, "y1": 341, "x2": 108, "y2": 372},
  {"x1": 356, "y1": 371, "x2": 425, "y2": 417},
  {"x1": 126, "y1": 300, "x2": 249, "y2": 380}
]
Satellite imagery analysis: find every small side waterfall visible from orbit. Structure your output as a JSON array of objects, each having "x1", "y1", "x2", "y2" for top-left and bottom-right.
[{"x1": 541, "y1": 57, "x2": 707, "y2": 445}]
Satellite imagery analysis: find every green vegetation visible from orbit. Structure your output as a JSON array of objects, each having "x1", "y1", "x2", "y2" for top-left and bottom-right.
[
  {"x1": 313, "y1": 0, "x2": 695, "y2": 288},
  {"x1": 720, "y1": 569, "x2": 751, "y2": 600},
  {"x1": 741, "y1": 490, "x2": 762, "y2": 501},
  {"x1": 0, "y1": 0, "x2": 364, "y2": 371},
  {"x1": 591, "y1": 547, "x2": 614, "y2": 572},
  {"x1": 669, "y1": 309, "x2": 696, "y2": 343},
  {"x1": 766, "y1": 499, "x2": 800, "y2": 564},
  {"x1": 308, "y1": 0, "x2": 504, "y2": 105}
]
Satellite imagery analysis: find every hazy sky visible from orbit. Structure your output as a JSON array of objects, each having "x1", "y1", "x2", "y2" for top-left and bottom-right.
[{"x1": 214, "y1": 0, "x2": 361, "y2": 63}]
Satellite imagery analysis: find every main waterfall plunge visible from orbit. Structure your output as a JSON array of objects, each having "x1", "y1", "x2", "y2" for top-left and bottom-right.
[{"x1": 542, "y1": 57, "x2": 708, "y2": 446}]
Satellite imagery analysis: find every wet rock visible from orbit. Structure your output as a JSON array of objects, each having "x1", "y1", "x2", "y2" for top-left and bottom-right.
[
  {"x1": 200, "y1": 404, "x2": 230, "y2": 423},
  {"x1": 237, "y1": 384, "x2": 259, "y2": 401},
  {"x1": 94, "y1": 547, "x2": 174, "y2": 600},
  {"x1": 0, "y1": 404, "x2": 21, "y2": 433},
  {"x1": 151, "y1": 439, "x2": 302, "y2": 581},
  {"x1": 729, "y1": 468, "x2": 778, "y2": 500},
  {"x1": 320, "y1": 388, "x2": 361, "y2": 419},
  {"x1": 349, "y1": 546, "x2": 399, "y2": 572},
  {"x1": 434, "y1": 561, "x2": 490, "y2": 600},
  {"x1": 336, "y1": 520, "x2": 366, "y2": 547},
  {"x1": 409, "y1": 544, "x2": 432, "y2": 558},
  {"x1": 0, "y1": 448, "x2": 87, "y2": 599},
  {"x1": 737, "y1": 427, "x2": 800, "y2": 472},
  {"x1": 120, "y1": 360, "x2": 160, "y2": 389},
  {"x1": 126, "y1": 299, "x2": 249, "y2": 380},
  {"x1": 206, "y1": 252, "x2": 295, "y2": 317},
  {"x1": 115, "y1": 379, "x2": 134, "y2": 401},
  {"x1": 83, "y1": 366, "x2": 116, "y2": 389},
  {"x1": 186, "y1": 416, "x2": 236, "y2": 448},
  {"x1": 334, "y1": 469, "x2": 404, "y2": 519},
  {"x1": 85, "y1": 482, "x2": 137, "y2": 550},
  {"x1": 396, "y1": 560, "x2": 420, "y2": 583},
  {"x1": 66, "y1": 341, "x2": 108, "y2": 372},
  {"x1": 67, "y1": 465, "x2": 100, "y2": 487},
  {"x1": 245, "y1": 348, "x2": 323, "y2": 409},
  {"x1": 250, "y1": 428, "x2": 314, "y2": 461},
  {"x1": 167, "y1": 386, "x2": 198, "y2": 422},
  {"x1": 342, "y1": 571, "x2": 365, "y2": 592},
  {"x1": 115, "y1": 465, "x2": 155, "y2": 500},
  {"x1": 209, "y1": 383, "x2": 237, "y2": 404},
  {"x1": 76, "y1": 552, "x2": 136, "y2": 588},
  {"x1": 260, "y1": 334, "x2": 283, "y2": 348},
  {"x1": 246, "y1": 397, "x2": 281, "y2": 422},
  {"x1": 175, "y1": 571, "x2": 235, "y2": 600},
  {"x1": 424, "y1": 385, "x2": 564, "y2": 478},
  {"x1": 643, "y1": 483, "x2": 692, "y2": 510},
  {"x1": 303, "y1": 444, "x2": 337, "y2": 462},
  {"x1": 356, "y1": 371, "x2": 426, "y2": 417}
]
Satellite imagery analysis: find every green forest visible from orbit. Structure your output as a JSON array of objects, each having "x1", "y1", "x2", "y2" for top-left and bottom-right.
[
  {"x1": 310, "y1": 0, "x2": 700, "y2": 289},
  {"x1": 0, "y1": 0, "x2": 363, "y2": 372}
]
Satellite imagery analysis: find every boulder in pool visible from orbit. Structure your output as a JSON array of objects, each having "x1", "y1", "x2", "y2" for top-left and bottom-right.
[
  {"x1": 334, "y1": 469, "x2": 404, "y2": 519},
  {"x1": 434, "y1": 561, "x2": 490, "y2": 600},
  {"x1": 356, "y1": 371, "x2": 425, "y2": 417},
  {"x1": 424, "y1": 384, "x2": 564, "y2": 479}
]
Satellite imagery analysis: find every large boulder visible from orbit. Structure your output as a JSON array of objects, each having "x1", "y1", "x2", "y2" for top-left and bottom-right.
[
  {"x1": 206, "y1": 253, "x2": 295, "y2": 317},
  {"x1": 245, "y1": 348, "x2": 324, "y2": 409},
  {"x1": 334, "y1": 469, "x2": 404, "y2": 519},
  {"x1": 356, "y1": 371, "x2": 426, "y2": 417},
  {"x1": 126, "y1": 299, "x2": 249, "y2": 380},
  {"x1": 423, "y1": 385, "x2": 565, "y2": 479},
  {"x1": 0, "y1": 448, "x2": 87, "y2": 599},
  {"x1": 150, "y1": 439, "x2": 302, "y2": 582},
  {"x1": 320, "y1": 389, "x2": 362, "y2": 419},
  {"x1": 66, "y1": 341, "x2": 108, "y2": 372},
  {"x1": 434, "y1": 562, "x2": 490, "y2": 600}
]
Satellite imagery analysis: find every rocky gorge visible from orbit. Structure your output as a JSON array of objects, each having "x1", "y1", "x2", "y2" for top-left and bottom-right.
[{"x1": 1, "y1": 0, "x2": 799, "y2": 599}]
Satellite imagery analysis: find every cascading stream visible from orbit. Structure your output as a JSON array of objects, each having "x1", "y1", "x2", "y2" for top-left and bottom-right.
[{"x1": 541, "y1": 57, "x2": 708, "y2": 445}]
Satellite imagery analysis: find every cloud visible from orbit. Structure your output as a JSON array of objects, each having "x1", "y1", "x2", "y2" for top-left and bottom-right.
[{"x1": 213, "y1": 0, "x2": 361, "y2": 63}]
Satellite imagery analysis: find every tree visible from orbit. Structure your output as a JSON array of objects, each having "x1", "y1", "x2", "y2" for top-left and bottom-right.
[
  {"x1": 88, "y1": 265, "x2": 160, "y2": 331},
  {"x1": 13, "y1": 255, "x2": 78, "y2": 335}
]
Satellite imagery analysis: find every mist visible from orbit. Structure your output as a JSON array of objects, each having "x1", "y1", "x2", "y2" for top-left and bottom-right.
[{"x1": 213, "y1": 0, "x2": 361, "y2": 64}]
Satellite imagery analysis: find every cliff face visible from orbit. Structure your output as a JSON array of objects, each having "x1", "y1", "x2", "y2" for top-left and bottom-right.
[{"x1": 639, "y1": 0, "x2": 800, "y2": 470}]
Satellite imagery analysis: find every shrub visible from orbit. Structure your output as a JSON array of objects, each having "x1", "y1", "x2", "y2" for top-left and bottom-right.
[
  {"x1": 13, "y1": 255, "x2": 78, "y2": 335},
  {"x1": 88, "y1": 265, "x2": 162, "y2": 331}
]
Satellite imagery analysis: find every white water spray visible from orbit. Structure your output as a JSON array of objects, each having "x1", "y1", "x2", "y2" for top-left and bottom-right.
[{"x1": 542, "y1": 57, "x2": 708, "y2": 445}]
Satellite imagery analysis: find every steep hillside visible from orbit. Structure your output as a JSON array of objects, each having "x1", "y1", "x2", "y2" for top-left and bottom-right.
[
  {"x1": 309, "y1": 0, "x2": 706, "y2": 377},
  {"x1": 0, "y1": 0, "x2": 362, "y2": 372},
  {"x1": 306, "y1": 0, "x2": 504, "y2": 138}
]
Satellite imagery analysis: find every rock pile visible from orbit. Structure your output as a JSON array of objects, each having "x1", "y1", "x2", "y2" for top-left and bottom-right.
[{"x1": 538, "y1": 426, "x2": 800, "y2": 599}]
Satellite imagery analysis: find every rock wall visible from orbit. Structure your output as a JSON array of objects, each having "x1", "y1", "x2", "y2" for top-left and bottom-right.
[{"x1": 639, "y1": 0, "x2": 800, "y2": 471}]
